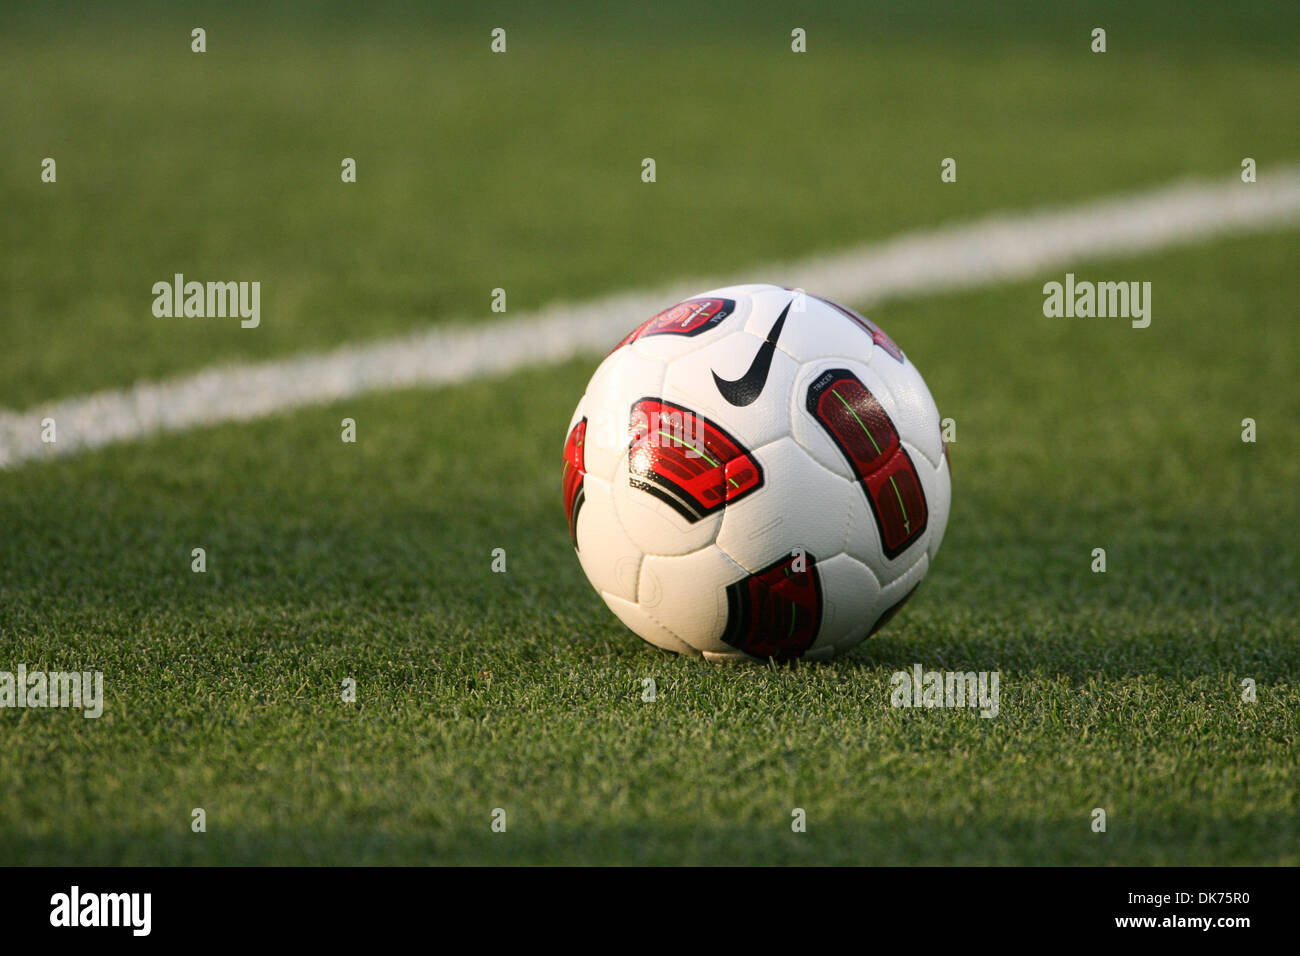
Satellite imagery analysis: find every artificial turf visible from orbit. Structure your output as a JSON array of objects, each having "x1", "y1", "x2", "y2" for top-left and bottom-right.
[{"x1": 2, "y1": 229, "x2": 1295, "y2": 864}]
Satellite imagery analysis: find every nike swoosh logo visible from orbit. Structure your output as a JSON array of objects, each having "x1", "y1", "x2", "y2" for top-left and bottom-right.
[{"x1": 712, "y1": 299, "x2": 792, "y2": 407}]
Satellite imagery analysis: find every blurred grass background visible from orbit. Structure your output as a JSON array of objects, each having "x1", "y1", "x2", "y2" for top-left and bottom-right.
[{"x1": 3, "y1": 0, "x2": 1299, "y2": 405}]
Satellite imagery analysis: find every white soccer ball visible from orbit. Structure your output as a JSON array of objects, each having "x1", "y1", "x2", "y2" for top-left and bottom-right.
[{"x1": 562, "y1": 284, "x2": 951, "y2": 661}]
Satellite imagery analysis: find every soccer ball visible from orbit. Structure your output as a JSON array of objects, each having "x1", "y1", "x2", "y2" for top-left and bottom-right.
[{"x1": 562, "y1": 284, "x2": 951, "y2": 661}]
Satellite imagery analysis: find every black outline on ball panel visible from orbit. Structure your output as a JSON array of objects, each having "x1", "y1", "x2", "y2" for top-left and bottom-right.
[
  {"x1": 563, "y1": 416, "x2": 589, "y2": 551},
  {"x1": 628, "y1": 476, "x2": 702, "y2": 524},
  {"x1": 724, "y1": 580, "x2": 749, "y2": 647},
  {"x1": 721, "y1": 550, "x2": 823, "y2": 660},
  {"x1": 569, "y1": 487, "x2": 585, "y2": 549},
  {"x1": 625, "y1": 396, "x2": 765, "y2": 524},
  {"x1": 804, "y1": 369, "x2": 928, "y2": 561}
]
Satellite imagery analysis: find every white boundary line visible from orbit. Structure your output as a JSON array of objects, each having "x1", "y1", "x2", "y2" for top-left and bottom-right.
[{"x1": 3, "y1": 171, "x2": 1298, "y2": 469}]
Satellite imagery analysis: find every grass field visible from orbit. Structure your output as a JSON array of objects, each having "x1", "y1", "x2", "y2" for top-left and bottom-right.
[{"x1": 2, "y1": 2, "x2": 1298, "y2": 865}]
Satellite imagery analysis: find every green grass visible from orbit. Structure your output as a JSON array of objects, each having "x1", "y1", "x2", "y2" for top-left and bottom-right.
[
  {"x1": 2, "y1": 228, "x2": 1296, "y2": 865},
  {"x1": 2, "y1": 0, "x2": 1297, "y2": 866}
]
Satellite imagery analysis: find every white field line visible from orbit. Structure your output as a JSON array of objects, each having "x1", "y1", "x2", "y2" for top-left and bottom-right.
[{"x1": 2, "y1": 170, "x2": 1299, "y2": 469}]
